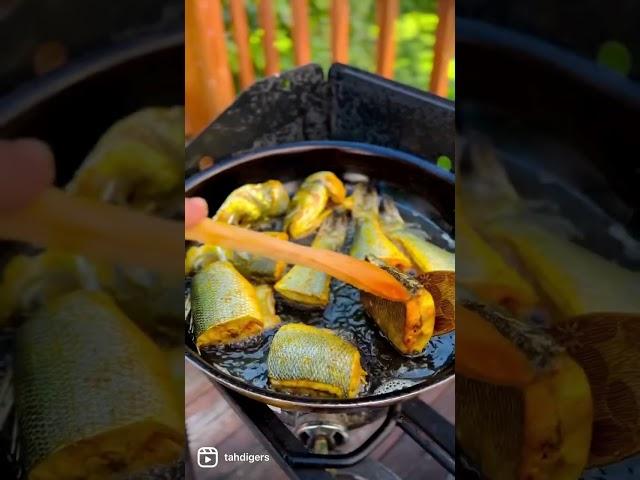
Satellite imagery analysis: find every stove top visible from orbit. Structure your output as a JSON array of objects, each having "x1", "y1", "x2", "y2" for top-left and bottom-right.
[{"x1": 186, "y1": 366, "x2": 455, "y2": 480}]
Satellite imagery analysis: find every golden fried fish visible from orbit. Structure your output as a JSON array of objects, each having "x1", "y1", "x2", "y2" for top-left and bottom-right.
[{"x1": 267, "y1": 323, "x2": 365, "y2": 398}]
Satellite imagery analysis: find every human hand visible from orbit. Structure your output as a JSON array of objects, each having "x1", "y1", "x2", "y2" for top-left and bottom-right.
[
  {"x1": 0, "y1": 139, "x2": 54, "y2": 212},
  {"x1": 185, "y1": 197, "x2": 208, "y2": 228}
]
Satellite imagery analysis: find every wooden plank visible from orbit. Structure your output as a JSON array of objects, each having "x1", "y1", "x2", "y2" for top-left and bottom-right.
[
  {"x1": 429, "y1": 0, "x2": 455, "y2": 97},
  {"x1": 187, "y1": 0, "x2": 236, "y2": 135},
  {"x1": 230, "y1": 0, "x2": 256, "y2": 89},
  {"x1": 258, "y1": 0, "x2": 280, "y2": 75},
  {"x1": 291, "y1": 0, "x2": 311, "y2": 65},
  {"x1": 331, "y1": 0, "x2": 350, "y2": 64},
  {"x1": 185, "y1": 0, "x2": 215, "y2": 137},
  {"x1": 376, "y1": 0, "x2": 399, "y2": 79}
]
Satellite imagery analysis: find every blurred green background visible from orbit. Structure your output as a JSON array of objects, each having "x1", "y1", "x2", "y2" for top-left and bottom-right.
[{"x1": 223, "y1": 0, "x2": 455, "y2": 99}]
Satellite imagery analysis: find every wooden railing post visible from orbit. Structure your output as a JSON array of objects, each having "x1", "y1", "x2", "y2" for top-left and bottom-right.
[
  {"x1": 430, "y1": 0, "x2": 455, "y2": 97},
  {"x1": 376, "y1": 0, "x2": 399, "y2": 79},
  {"x1": 229, "y1": 0, "x2": 256, "y2": 88},
  {"x1": 186, "y1": 0, "x2": 235, "y2": 136},
  {"x1": 258, "y1": 0, "x2": 281, "y2": 75},
  {"x1": 291, "y1": 0, "x2": 311, "y2": 66},
  {"x1": 331, "y1": 0, "x2": 350, "y2": 64}
]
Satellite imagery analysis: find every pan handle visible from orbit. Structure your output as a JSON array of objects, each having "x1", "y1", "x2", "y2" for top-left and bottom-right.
[{"x1": 395, "y1": 397, "x2": 455, "y2": 475}]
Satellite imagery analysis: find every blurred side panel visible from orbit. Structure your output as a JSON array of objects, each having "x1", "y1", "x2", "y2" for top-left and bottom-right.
[
  {"x1": 1, "y1": 1, "x2": 185, "y2": 479},
  {"x1": 456, "y1": 1, "x2": 640, "y2": 479}
]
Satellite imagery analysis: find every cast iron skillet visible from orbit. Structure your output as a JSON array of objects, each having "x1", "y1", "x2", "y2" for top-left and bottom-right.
[
  {"x1": 185, "y1": 141, "x2": 455, "y2": 410},
  {"x1": 457, "y1": 19, "x2": 640, "y2": 479}
]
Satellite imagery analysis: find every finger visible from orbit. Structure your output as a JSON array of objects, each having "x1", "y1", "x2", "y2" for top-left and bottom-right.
[
  {"x1": 0, "y1": 139, "x2": 55, "y2": 212},
  {"x1": 185, "y1": 197, "x2": 208, "y2": 228}
]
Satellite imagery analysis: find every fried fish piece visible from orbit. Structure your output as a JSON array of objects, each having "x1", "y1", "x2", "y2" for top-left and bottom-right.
[
  {"x1": 360, "y1": 256, "x2": 435, "y2": 355},
  {"x1": 274, "y1": 214, "x2": 348, "y2": 307},
  {"x1": 191, "y1": 261, "x2": 265, "y2": 348},
  {"x1": 349, "y1": 184, "x2": 412, "y2": 269},
  {"x1": 380, "y1": 196, "x2": 455, "y2": 333},
  {"x1": 213, "y1": 180, "x2": 289, "y2": 225},
  {"x1": 67, "y1": 107, "x2": 184, "y2": 212},
  {"x1": 457, "y1": 298, "x2": 592, "y2": 480},
  {"x1": 457, "y1": 210, "x2": 539, "y2": 315},
  {"x1": 284, "y1": 171, "x2": 346, "y2": 239},
  {"x1": 15, "y1": 291, "x2": 183, "y2": 480},
  {"x1": 486, "y1": 217, "x2": 640, "y2": 317},
  {"x1": 380, "y1": 195, "x2": 454, "y2": 272},
  {"x1": 267, "y1": 323, "x2": 366, "y2": 398}
]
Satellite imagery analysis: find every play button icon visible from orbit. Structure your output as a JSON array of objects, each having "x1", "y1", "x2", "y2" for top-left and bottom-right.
[{"x1": 197, "y1": 447, "x2": 219, "y2": 468}]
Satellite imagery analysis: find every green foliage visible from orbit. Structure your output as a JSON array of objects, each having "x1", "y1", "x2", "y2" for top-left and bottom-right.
[{"x1": 222, "y1": 0, "x2": 455, "y2": 98}]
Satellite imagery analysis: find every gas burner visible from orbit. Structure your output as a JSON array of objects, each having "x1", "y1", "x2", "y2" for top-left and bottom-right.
[{"x1": 213, "y1": 386, "x2": 455, "y2": 479}]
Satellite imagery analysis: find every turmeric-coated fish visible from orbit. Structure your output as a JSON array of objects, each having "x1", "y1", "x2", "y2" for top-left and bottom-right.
[
  {"x1": 456, "y1": 210, "x2": 539, "y2": 316},
  {"x1": 255, "y1": 284, "x2": 282, "y2": 330},
  {"x1": 191, "y1": 261, "x2": 272, "y2": 348},
  {"x1": 284, "y1": 171, "x2": 346, "y2": 239},
  {"x1": 349, "y1": 184, "x2": 412, "y2": 269},
  {"x1": 267, "y1": 323, "x2": 366, "y2": 398},
  {"x1": 15, "y1": 291, "x2": 183, "y2": 480},
  {"x1": 486, "y1": 217, "x2": 640, "y2": 317},
  {"x1": 361, "y1": 256, "x2": 435, "y2": 355},
  {"x1": 185, "y1": 232, "x2": 289, "y2": 282},
  {"x1": 214, "y1": 180, "x2": 289, "y2": 225},
  {"x1": 380, "y1": 196, "x2": 454, "y2": 272},
  {"x1": 274, "y1": 214, "x2": 348, "y2": 307},
  {"x1": 380, "y1": 196, "x2": 455, "y2": 333},
  {"x1": 67, "y1": 107, "x2": 184, "y2": 212}
]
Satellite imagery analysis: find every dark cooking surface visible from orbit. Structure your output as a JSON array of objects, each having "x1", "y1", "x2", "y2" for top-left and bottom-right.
[
  {"x1": 190, "y1": 182, "x2": 454, "y2": 397},
  {"x1": 185, "y1": 144, "x2": 455, "y2": 406}
]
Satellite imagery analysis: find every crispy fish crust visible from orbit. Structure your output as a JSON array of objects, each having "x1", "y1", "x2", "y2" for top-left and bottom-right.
[
  {"x1": 284, "y1": 171, "x2": 346, "y2": 239},
  {"x1": 15, "y1": 291, "x2": 183, "y2": 480},
  {"x1": 191, "y1": 261, "x2": 264, "y2": 348},
  {"x1": 267, "y1": 323, "x2": 366, "y2": 398},
  {"x1": 275, "y1": 213, "x2": 348, "y2": 307},
  {"x1": 214, "y1": 180, "x2": 289, "y2": 225},
  {"x1": 457, "y1": 299, "x2": 592, "y2": 480},
  {"x1": 361, "y1": 256, "x2": 435, "y2": 355},
  {"x1": 350, "y1": 184, "x2": 412, "y2": 269},
  {"x1": 380, "y1": 195, "x2": 454, "y2": 273}
]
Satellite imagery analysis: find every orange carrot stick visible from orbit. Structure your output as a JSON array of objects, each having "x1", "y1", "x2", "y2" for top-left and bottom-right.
[{"x1": 186, "y1": 218, "x2": 410, "y2": 302}]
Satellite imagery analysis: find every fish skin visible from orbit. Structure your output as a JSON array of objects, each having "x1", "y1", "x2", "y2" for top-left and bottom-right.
[
  {"x1": 214, "y1": 180, "x2": 289, "y2": 225},
  {"x1": 361, "y1": 256, "x2": 435, "y2": 355},
  {"x1": 67, "y1": 107, "x2": 184, "y2": 211},
  {"x1": 185, "y1": 232, "x2": 288, "y2": 282},
  {"x1": 349, "y1": 185, "x2": 412, "y2": 269},
  {"x1": 15, "y1": 291, "x2": 183, "y2": 479},
  {"x1": 185, "y1": 244, "x2": 220, "y2": 275},
  {"x1": 285, "y1": 172, "x2": 346, "y2": 239},
  {"x1": 380, "y1": 196, "x2": 454, "y2": 273},
  {"x1": 191, "y1": 261, "x2": 264, "y2": 348},
  {"x1": 486, "y1": 217, "x2": 640, "y2": 317},
  {"x1": 457, "y1": 211, "x2": 539, "y2": 315},
  {"x1": 267, "y1": 323, "x2": 365, "y2": 398},
  {"x1": 275, "y1": 214, "x2": 348, "y2": 307}
]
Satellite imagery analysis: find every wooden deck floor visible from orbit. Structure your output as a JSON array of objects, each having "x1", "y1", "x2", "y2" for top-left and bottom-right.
[{"x1": 186, "y1": 361, "x2": 454, "y2": 479}]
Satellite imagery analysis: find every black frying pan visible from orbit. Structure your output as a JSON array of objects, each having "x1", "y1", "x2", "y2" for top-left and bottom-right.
[
  {"x1": 457, "y1": 19, "x2": 640, "y2": 479},
  {"x1": 185, "y1": 141, "x2": 456, "y2": 411}
]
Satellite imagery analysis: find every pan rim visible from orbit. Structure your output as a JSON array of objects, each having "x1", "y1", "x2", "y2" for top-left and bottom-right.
[
  {"x1": 185, "y1": 140, "x2": 455, "y2": 410},
  {"x1": 0, "y1": 30, "x2": 183, "y2": 126}
]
